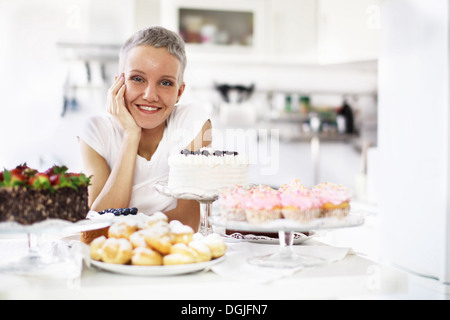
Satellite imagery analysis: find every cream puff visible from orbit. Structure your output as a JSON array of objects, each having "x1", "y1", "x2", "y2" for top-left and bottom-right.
[
  {"x1": 100, "y1": 238, "x2": 133, "y2": 264},
  {"x1": 169, "y1": 220, "x2": 194, "y2": 244},
  {"x1": 89, "y1": 235, "x2": 106, "y2": 261},
  {"x1": 188, "y1": 240, "x2": 212, "y2": 262},
  {"x1": 108, "y1": 220, "x2": 138, "y2": 240},
  {"x1": 201, "y1": 233, "x2": 226, "y2": 258},
  {"x1": 163, "y1": 253, "x2": 196, "y2": 265},
  {"x1": 131, "y1": 247, "x2": 163, "y2": 266},
  {"x1": 144, "y1": 232, "x2": 172, "y2": 255}
]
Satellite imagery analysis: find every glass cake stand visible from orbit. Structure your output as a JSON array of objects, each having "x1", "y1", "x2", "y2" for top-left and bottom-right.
[
  {"x1": 209, "y1": 211, "x2": 365, "y2": 269},
  {"x1": 0, "y1": 218, "x2": 112, "y2": 274},
  {"x1": 155, "y1": 181, "x2": 219, "y2": 236}
]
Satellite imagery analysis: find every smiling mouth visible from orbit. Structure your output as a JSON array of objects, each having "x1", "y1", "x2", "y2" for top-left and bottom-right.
[{"x1": 137, "y1": 105, "x2": 160, "y2": 111}]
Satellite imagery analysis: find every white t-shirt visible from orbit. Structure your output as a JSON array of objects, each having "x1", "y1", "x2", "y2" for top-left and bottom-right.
[{"x1": 79, "y1": 103, "x2": 210, "y2": 215}]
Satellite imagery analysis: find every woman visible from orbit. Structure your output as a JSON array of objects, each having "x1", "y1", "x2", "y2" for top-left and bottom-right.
[{"x1": 79, "y1": 27, "x2": 211, "y2": 231}]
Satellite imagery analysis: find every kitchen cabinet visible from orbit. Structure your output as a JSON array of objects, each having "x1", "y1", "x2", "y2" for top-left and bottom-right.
[
  {"x1": 159, "y1": 0, "x2": 317, "y2": 64},
  {"x1": 266, "y1": 0, "x2": 317, "y2": 64},
  {"x1": 160, "y1": 0, "x2": 268, "y2": 62},
  {"x1": 152, "y1": 0, "x2": 381, "y2": 65},
  {"x1": 317, "y1": 0, "x2": 381, "y2": 64}
]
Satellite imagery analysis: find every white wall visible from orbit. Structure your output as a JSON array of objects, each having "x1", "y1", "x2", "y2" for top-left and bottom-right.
[
  {"x1": 0, "y1": 0, "x2": 68, "y2": 168},
  {"x1": 0, "y1": 0, "x2": 134, "y2": 171},
  {"x1": 378, "y1": 0, "x2": 450, "y2": 282}
]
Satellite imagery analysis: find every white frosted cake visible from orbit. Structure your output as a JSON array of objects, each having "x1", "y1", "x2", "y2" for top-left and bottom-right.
[{"x1": 167, "y1": 148, "x2": 250, "y2": 193}]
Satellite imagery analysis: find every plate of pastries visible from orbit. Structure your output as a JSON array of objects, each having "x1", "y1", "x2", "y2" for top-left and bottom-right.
[{"x1": 88, "y1": 211, "x2": 226, "y2": 276}]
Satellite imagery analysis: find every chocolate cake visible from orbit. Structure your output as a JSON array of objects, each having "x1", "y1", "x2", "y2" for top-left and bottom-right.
[{"x1": 0, "y1": 164, "x2": 90, "y2": 225}]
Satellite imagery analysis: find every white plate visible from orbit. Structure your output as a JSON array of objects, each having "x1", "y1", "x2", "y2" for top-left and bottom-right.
[
  {"x1": 90, "y1": 256, "x2": 226, "y2": 276},
  {"x1": 0, "y1": 218, "x2": 113, "y2": 235},
  {"x1": 222, "y1": 231, "x2": 316, "y2": 244},
  {"x1": 154, "y1": 180, "x2": 219, "y2": 202}
]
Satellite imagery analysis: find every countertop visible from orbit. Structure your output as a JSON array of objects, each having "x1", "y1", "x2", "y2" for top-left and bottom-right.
[
  {"x1": 0, "y1": 209, "x2": 448, "y2": 301},
  {"x1": 0, "y1": 236, "x2": 409, "y2": 301}
]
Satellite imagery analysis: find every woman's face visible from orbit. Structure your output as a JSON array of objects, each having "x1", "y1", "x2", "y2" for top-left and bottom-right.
[{"x1": 122, "y1": 45, "x2": 185, "y2": 130}]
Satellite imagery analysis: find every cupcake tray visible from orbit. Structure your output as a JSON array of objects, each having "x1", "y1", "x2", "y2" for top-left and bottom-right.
[
  {"x1": 209, "y1": 210, "x2": 364, "y2": 269},
  {"x1": 209, "y1": 211, "x2": 364, "y2": 233},
  {"x1": 155, "y1": 180, "x2": 365, "y2": 269},
  {"x1": 222, "y1": 230, "x2": 316, "y2": 245}
]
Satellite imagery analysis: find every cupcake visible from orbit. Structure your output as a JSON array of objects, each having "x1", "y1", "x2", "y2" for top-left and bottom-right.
[
  {"x1": 312, "y1": 182, "x2": 351, "y2": 218},
  {"x1": 279, "y1": 188, "x2": 322, "y2": 223},
  {"x1": 279, "y1": 178, "x2": 307, "y2": 192},
  {"x1": 218, "y1": 185, "x2": 249, "y2": 221},
  {"x1": 244, "y1": 185, "x2": 281, "y2": 223}
]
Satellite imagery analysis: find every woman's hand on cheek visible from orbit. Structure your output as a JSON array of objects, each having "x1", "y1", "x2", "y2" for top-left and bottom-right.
[{"x1": 107, "y1": 74, "x2": 141, "y2": 137}]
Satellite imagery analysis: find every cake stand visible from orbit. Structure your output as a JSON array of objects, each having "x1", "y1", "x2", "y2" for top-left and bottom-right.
[
  {"x1": 209, "y1": 211, "x2": 365, "y2": 269},
  {"x1": 155, "y1": 181, "x2": 219, "y2": 236},
  {"x1": 0, "y1": 218, "x2": 112, "y2": 273}
]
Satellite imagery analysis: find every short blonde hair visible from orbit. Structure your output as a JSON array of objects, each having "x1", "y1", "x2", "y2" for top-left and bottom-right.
[{"x1": 119, "y1": 26, "x2": 187, "y2": 84}]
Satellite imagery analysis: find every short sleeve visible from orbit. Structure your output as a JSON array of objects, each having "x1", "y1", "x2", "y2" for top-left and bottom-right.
[
  {"x1": 78, "y1": 115, "x2": 114, "y2": 161},
  {"x1": 166, "y1": 103, "x2": 210, "y2": 154}
]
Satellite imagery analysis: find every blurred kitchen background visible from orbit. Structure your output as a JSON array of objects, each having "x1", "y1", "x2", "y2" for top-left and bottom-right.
[
  {"x1": 2, "y1": 0, "x2": 450, "y2": 293},
  {"x1": 0, "y1": 0, "x2": 379, "y2": 198}
]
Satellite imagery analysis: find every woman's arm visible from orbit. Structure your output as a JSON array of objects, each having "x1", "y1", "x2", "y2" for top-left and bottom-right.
[
  {"x1": 79, "y1": 132, "x2": 139, "y2": 211},
  {"x1": 80, "y1": 74, "x2": 142, "y2": 211},
  {"x1": 163, "y1": 119, "x2": 212, "y2": 231},
  {"x1": 186, "y1": 119, "x2": 212, "y2": 151}
]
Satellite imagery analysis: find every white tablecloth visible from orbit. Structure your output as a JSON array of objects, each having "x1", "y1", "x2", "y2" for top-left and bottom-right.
[{"x1": 211, "y1": 241, "x2": 352, "y2": 283}]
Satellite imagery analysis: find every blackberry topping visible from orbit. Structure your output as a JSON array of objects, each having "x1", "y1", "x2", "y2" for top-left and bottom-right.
[
  {"x1": 180, "y1": 149, "x2": 191, "y2": 155},
  {"x1": 179, "y1": 149, "x2": 239, "y2": 157},
  {"x1": 98, "y1": 207, "x2": 138, "y2": 216}
]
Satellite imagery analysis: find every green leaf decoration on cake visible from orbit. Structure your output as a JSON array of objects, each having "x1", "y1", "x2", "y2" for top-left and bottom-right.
[
  {"x1": 0, "y1": 163, "x2": 91, "y2": 190},
  {"x1": 0, "y1": 169, "x2": 26, "y2": 187}
]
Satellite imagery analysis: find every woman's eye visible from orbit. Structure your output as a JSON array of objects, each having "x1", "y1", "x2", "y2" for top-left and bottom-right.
[
  {"x1": 161, "y1": 80, "x2": 173, "y2": 86},
  {"x1": 131, "y1": 76, "x2": 144, "y2": 83}
]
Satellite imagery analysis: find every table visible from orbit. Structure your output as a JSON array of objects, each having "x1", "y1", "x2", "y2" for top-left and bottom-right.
[{"x1": 0, "y1": 234, "x2": 411, "y2": 300}]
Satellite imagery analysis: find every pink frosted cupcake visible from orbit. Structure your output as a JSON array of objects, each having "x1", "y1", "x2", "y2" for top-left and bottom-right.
[
  {"x1": 279, "y1": 178, "x2": 307, "y2": 192},
  {"x1": 312, "y1": 182, "x2": 351, "y2": 218},
  {"x1": 279, "y1": 188, "x2": 322, "y2": 223},
  {"x1": 244, "y1": 185, "x2": 281, "y2": 224},
  {"x1": 218, "y1": 185, "x2": 249, "y2": 222}
]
